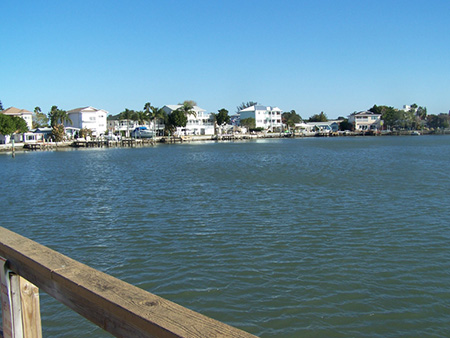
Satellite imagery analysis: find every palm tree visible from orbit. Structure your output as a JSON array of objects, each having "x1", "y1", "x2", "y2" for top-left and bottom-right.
[
  {"x1": 48, "y1": 106, "x2": 72, "y2": 127},
  {"x1": 48, "y1": 106, "x2": 59, "y2": 127},
  {"x1": 143, "y1": 102, "x2": 152, "y2": 115},
  {"x1": 134, "y1": 111, "x2": 147, "y2": 126},
  {"x1": 119, "y1": 108, "x2": 134, "y2": 137},
  {"x1": 151, "y1": 106, "x2": 167, "y2": 136},
  {"x1": 179, "y1": 102, "x2": 196, "y2": 118},
  {"x1": 143, "y1": 102, "x2": 154, "y2": 129},
  {"x1": 33, "y1": 106, "x2": 42, "y2": 128},
  {"x1": 57, "y1": 109, "x2": 72, "y2": 127}
]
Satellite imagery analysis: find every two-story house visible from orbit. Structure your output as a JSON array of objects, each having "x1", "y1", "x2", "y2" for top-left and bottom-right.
[
  {"x1": 348, "y1": 111, "x2": 382, "y2": 131},
  {"x1": 66, "y1": 106, "x2": 108, "y2": 136},
  {"x1": 238, "y1": 105, "x2": 283, "y2": 131},
  {"x1": 162, "y1": 105, "x2": 214, "y2": 135}
]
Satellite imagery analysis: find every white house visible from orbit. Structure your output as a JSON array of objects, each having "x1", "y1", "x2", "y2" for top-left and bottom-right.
[
  {"x1": 0, "y1": 107, "x2": 34, "y2": 144},
  {"x1": 66, "y1": 106, "x2": 108, "y2": 136},
  {"x1": 1, "y1": 107, "x2": 33, "y2": 130},
  {"x1": 348, "y1": 111, "x2": 382, "y2": 131},
  {"x1": 238, "y1": 105, "x2": 283, "y2": 131},
  {"x1": 162, "y1": 105, "x2": 214, "y2": 135}
]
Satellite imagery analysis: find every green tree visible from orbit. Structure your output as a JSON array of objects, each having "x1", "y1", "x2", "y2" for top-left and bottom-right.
[
  {"x1": 48, "y1": 106, "x2": 59, "y2": 127},
  {"x1": 237, "y1": 101, "x2": 258, "y2": 112},
  {"x1": 143, "y1": 102, "x2": 154, "y2": 126},
  {"x1": 151, "y1": 106, "x2": 167, "y2": 135},
  {"x1": 179, "y1": 100, "x2": 197, "y2": 107},
  {"x1": 119, "y1": 108, "x2": 135, "y2": 137},
  {"x1": 48, "y1": 106, "x2": 72, "y2": 127},
  {"x1": 369, "y1": 105, "x2": 400, "y2": 129},
  {"x1": 308, "y1": 111, "x2": 328, "y2": 122},
  {"x1": 166, "y1": 109, "x2": 188, "y2": 135},
  {"x1": 215, "y1": 108, "x2": 230, "y2": 126},
  {"x1": 133, "y1": 110, "x2": 147, "y2": 125},
  {"x1": 178, "y1": 102, "x2": 196, "y2": 118},
  {"x1": 416, "y1": 106, "x2": 427, "y2": 120},
  {"x1": 240, "y1": 117, "x2": 255, "y2": 130},
  {"x1": 33, "y1": 106, "x2": 49, "y2": 128},
  {"x1": 282, "y1": 110, "x2": 302, "y2": 130},
  {"x1": 51, "y1": 124, "x2": 65, "y2": 142},
  {"x1": 58, "y1": 108, "x2": 72, "y2": 126},
  {"x1": 427, "y1": 114, "x2": 450, "y2": 129},
  {"x1": 0, "y1": 114, "x2": 29, "y2": 136},
  {"x1": 0, "y1": 100, "x2": 3, "y2": 111},
  {"x1": 339, "y1": 119, "x2": 353, "y2": 131},
  {"x1": 143, "y1": 102, "x2": 152, "y2": 114}
]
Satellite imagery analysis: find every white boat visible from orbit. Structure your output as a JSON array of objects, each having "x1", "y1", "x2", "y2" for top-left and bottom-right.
[
  {"x1": 411, "y1": 131, "x2": 421, "y2": 136},
  {"x1": 131, "y1": 127, "x2": 154, "y2": 138}
]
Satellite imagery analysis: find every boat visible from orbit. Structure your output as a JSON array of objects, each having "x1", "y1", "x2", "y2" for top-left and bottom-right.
[
  {"x1": 130, "y1": 127, "x2": 154, "y2": 138},
  {"x1": 411, "y1": 131, "x2": 421, "y2": 136}
]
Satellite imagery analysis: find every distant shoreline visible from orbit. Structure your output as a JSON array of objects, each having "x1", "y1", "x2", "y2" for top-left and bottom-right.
[{"x1": 1, "y1": 129, "x2": 449, "y2": 153}]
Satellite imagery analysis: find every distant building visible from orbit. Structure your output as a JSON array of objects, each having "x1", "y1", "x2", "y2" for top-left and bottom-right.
[
  {"x1": 348, "y1": 111, "x2": 382, "y2": 131},
  {"x1": 162, "y1": 105, "x2": 214, "y2": 135},
  {"x1": 238, "y1": 105, "x2": 283, "y2": 130},
  {"x1": 301, "y1": 121, "x2": 341, "y2": 133},
  {"x1": 1, "y1": 107, "x2": 33, "y2": 130},
  {"x1": 66, "y1": 106, "x2": 108, "y2": 136}
]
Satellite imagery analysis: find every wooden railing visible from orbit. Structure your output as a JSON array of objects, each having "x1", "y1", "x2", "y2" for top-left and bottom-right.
[{"x1": 0, "y1": 227, "x2": 256, "y2": 338}]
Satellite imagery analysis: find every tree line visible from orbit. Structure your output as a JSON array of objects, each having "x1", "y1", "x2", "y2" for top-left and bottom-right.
[
  {"x1": 2, "y1": 99, "x2": 449, "y2": 139},
  {"x1": 368, "y1": 104, "x2": 449, "y2": 130}
]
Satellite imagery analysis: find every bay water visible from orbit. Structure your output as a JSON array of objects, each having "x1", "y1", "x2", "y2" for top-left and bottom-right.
[{"x1": 1, "y1": 136, "x2": 450, "y2": 337}]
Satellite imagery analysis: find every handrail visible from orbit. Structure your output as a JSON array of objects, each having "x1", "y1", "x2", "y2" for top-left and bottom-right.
[{"x1": 0, "y1": 227, "x2": 256, "y2": 337}]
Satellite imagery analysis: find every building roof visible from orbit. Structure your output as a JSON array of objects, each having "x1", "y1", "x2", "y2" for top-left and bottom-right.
[
  {"x1": 350, "y1": 110, "x2": 381, "y2": 116},
  {"x1": 67, "y1": 106, "x2": 107, "y2": 114},
  {"x1": 239, "y1": 105, "x2": 282, "y2": 112},
  {"x1": 1, "y1": 107, "x2": 33, "y2": 116},
  {"x1": 163, "y1": 105, "x2": 206, "y2": 114}
]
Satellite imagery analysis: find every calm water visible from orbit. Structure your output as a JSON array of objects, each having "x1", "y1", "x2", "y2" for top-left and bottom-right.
[{"x1": 1, "y1": 136, "x2": 450, "y2": 337}]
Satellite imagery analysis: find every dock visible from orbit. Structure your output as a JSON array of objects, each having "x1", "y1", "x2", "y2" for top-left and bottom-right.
[
  {"x1": 71, "y1": 138, "x2": 156, "y2": 148},
  {"x1": 0, "y1": 226, "x2": 256, "y2": 338}
]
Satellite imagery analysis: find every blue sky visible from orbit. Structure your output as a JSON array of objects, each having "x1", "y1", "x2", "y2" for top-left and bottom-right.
[{"x1": 2, "y1": 0, "x2": 450, "y2": 119}]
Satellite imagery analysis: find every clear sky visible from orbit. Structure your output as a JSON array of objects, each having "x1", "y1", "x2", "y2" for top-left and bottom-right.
[{"x1": 2, "y1": 0, "x2": 450, "y2": 119}]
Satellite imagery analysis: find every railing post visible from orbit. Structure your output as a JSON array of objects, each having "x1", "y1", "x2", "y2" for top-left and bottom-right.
[
  {"x1": 18, "y1": 277, "x2": 42, "y2": 338},
  {"x1": 1, "y1": 257, "x2": 42, "y2": 338},
  {"x1": 1, "y1": 256, "x2": 18, "y2": 338}
]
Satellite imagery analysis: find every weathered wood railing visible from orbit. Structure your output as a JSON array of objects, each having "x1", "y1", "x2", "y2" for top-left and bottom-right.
[{"x1": 0, "y1": 227, "x2": 256, "y2": 337}]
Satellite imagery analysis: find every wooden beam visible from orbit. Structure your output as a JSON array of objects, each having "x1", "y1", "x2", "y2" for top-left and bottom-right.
[{"x1": 0, "y1": 227, "x2": 256, "y2": 338}]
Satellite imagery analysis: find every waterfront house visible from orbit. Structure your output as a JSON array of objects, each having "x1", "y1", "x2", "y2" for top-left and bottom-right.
[
  {"x1": 162, "y1": 105, "x2": 215, "y2": 135},
  {"x1": 13, "y1": 132, "x2": 44, "y2": 143},
  {"x1": 66, "y1": 106, "x2": 108, "y2": 137},
  {"x1": 0, "y1": 107, "x2": 33, "y2": 144},
  {"x1": 348, "y1": 111, "x2": 382, "y2": 131},
  {"x1": 34, "y1": 127, "x2": 53, "y2": 141},
  {"x1": 304, "y1": 122, "x2": 333, "y2": 133},
  {"x1": 0, "y1": 107, "x2": 33, "y2": 130},
  {"x1": 107, "y1": 118, "x2": 139, "y2": 137},
  {"x1": 238, "y1": 105, "x2": 283, "y2": 131}
]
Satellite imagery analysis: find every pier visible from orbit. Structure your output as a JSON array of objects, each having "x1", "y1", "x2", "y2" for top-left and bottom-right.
[
  {"x1": 0, "y1": 227, "x2": 255, "y2": 338},
  {"x1": 71, "y1": 138, "x2": 156, "y2": 148}
]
